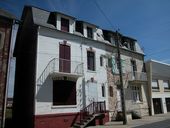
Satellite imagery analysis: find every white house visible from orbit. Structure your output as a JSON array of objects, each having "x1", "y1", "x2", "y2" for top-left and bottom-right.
[{"x1": 13, "y1": 6, "x2": 149, "y2": 128}]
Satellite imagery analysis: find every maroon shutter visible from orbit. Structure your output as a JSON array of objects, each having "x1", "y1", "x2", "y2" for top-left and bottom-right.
[
  {"x1": 61, "y1": 18, "x2": 69, "y2": 32},
  {"x1": 59, "y1": 44, "x2": 65, "y2": 72},
  {"x1": 64, "y1": 45, "x2": 70, "y2": 73},
  {"x1": 59, "y1": 43, "x2": 70, "y2": 73}
]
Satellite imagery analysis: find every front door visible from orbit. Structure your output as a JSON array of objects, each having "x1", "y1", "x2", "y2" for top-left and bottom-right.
[
  {"x1": 59, "y1": 43, "x2": 70, "y2": 73},
  {"x1": 86, "y1": 82, "x2": 98, "y2": 105},
  {"x1": 153, "y1": 98, "x2": 162, "y2": 114},
  {"x1": 165, "y1": 98, "x2": 170, "y2": 112}
]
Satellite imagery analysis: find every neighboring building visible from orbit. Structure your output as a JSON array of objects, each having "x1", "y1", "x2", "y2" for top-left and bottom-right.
[
  {"x1": 146, "y1": 60, "x2": 170, "y2": 115},
  {"x1": 13, "y1": 6, "x2": 148, "y2": 128},
  {"x1": 102, "y1": 30, "x2": 149, "y2": 120},
  {"x1": 0, "y1": 9, "x2": 17, "y2": 128}
]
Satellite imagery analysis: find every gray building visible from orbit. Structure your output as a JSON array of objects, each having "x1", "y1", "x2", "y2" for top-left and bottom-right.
[{"x1": 146, "y1": 60, "x2": 170, "y2": 115}]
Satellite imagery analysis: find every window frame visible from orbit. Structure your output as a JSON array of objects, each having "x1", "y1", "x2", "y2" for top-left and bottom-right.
[
  {"x1": 87, "y1": 50, "x2": 95, "y2": 71},
  {"x1": 152, "y1": 79, "x2": 159, "y2": 90},
  {"x1": 131, "y1": 85, "x2": 142, "y2": 103},
  {"x1": 163, "y1": 80, "x2": 170, "y2": 90}
]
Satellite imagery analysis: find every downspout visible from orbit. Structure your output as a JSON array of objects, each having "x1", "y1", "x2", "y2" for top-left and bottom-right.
[{"x1": 80, "y1": 37, "x2": 86, "y2": 109}]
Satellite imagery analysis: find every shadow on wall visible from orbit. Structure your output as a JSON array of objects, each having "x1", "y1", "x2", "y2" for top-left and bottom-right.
[{"x1": 36, "y1": 76, "x2": 53, "y2": 102}]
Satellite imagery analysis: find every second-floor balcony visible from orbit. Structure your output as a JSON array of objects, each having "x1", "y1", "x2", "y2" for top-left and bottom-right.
[
  {"x1": 37, "y1": 58, "x2": 83, "y2": 84},
  {"x1": 128, "y1": 71, "x2": 147, "y2": 82}
]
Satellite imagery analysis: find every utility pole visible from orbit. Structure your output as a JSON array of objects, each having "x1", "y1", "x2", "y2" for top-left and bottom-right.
[{"x1": 115, "y1": 30, "x2": 127, "y2": 125}]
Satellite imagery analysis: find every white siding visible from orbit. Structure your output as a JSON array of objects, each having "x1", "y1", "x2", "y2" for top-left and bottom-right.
[{"x1": 35, "y1": 26, "x2": 109, "y2": 115}]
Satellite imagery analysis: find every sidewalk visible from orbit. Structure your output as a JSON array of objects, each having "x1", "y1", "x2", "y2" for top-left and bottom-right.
[{"x1": 87, "y1": 113, "x2": 170, "y2": 128}]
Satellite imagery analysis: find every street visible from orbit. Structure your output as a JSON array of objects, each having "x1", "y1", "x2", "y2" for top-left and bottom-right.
[
  {"x1": 87, "y1": 113, "x2": 170, "y2": 128},
  {"x1": 133, "y1": 119, "x2": 170, "y2": 128}
]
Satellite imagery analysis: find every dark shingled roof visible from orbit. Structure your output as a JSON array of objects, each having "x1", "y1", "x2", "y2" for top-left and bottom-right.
[
  {"x1": 31, "y1": 7, "x2": 56, "y2": 29},
  {"x1": 22, "y1": 6, "x2": 76, "y2": 29}
]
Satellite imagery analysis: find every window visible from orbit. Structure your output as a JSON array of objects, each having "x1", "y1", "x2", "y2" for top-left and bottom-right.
[
  {"x1": 103, "y1": 33, "x2": 111, "y2": 42},
  {"x1": 87, "y1": 51, "x2": 95, "y2": 71},
  {"x1": 87, "y1": 26, "x2": 93, "y2": 39},
  {"x1": 100, "y1": 56, "x2": 103, "y2": 66},
  {"x1": 163, "y1": 80, "x2": 170, "y2": 90},
  {"x1": 0, "y1": 32, "x2": 4, "y2": 49},
  {"x1": 59, "y1": 43, "x2": 71, "y2": 73},
  {"x1": 131, "y1": 85, "x2": 142, "y2": 102},
  {"x1": 109, "y1": 86, "x2": 113, "y2": 97},
  {"x1": 152, "y1": 79, "x2": 159, "y2": 90},
  {"x1": 101, "y1": 84, "x2": 105, "y2": 97},
  {"x1": 129, "y1": 41, "x2": 135, "y2": 51},
  {"x1": 0, "y1": 33, "x2": 2, "y2": 49},
  {"x1": 61, "y1": 18, "x2": 69, "y2": 32},
  {"x1": 131, "y1": 60, "x2": 137, "y2": 76},
  {"x1": 76, "y1": 21, "x2": 83, "y2": 34},
  {"x1": 53, "y1": 80, "x2": 76, "y2": 105},
  {"x1": 142, "y1": 63, "x2": 146, "y2": 72},
  {"x1": 107, "y1": 58, "x2": 112, "y2": 68}
]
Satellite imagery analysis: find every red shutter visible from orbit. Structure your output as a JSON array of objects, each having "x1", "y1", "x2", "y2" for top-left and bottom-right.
[{"x1": 59, "y1": 43, "x2": 70, "y2": 73}]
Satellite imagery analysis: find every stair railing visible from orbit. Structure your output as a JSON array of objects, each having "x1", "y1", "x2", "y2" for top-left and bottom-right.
[{"x1": 80, "y1": 101, "x2": 106, "y2": 123}]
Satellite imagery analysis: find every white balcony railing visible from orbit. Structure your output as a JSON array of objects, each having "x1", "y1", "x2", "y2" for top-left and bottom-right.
[
  {"x1": 37, "y1": 58, "x2": 83, "y2": 85},
  {"x1": 128, "y1": 71, "x2": 147, "y2": 81}
]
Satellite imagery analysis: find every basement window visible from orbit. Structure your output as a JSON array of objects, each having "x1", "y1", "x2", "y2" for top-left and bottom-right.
[{"x1": 53, "y1": 80, "x2": 76, "y2": 105}]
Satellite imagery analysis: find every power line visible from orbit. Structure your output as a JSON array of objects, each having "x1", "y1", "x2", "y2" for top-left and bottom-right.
[
  {"x1": 93, "y1": 0, "x2": 116, "y2": 31},
  {"x1": 146, "y1": 48, "x2": 170, "y2": 57}
]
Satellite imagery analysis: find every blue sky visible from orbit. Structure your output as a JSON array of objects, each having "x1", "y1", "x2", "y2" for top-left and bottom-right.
[
  {"x1": 1, "y1": 0, "x2": 170, "y2": 97},
  {"x1": 1, "y1": 0, "x2": 170, "y2": 63}
]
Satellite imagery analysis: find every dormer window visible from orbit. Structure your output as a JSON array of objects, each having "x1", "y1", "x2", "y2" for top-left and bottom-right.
[
  {"x1": 61, "y1": 18, "x2": 69, "y2": 32},
  {"x1": 87, "y1": 26, "x2": 93, "y2": 39},
  {"x1": 76, "y1": 21, "x2": 83, "y2": 35},
  {"x1": 129, "y1": 41, "x2": 135, "y2": 51}
]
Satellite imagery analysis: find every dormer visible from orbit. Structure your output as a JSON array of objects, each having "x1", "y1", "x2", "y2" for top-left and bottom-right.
[
  {"x1": 55, "y1": 12, "x2": 76, "y2": 34},
  {"x1": 103, "y1": 30, "x2": 116, "y2": 45},
  {"x1": 75, "y1": 21, "x2": 98, "y2": 40},
  {"x1": 122, "y1": 36, "x2": 136, "y2": 51}
]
